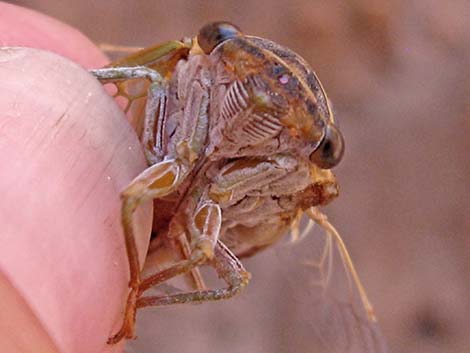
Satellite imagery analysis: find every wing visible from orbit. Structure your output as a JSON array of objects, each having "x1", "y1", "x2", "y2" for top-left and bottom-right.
[
  {"x1": 275, "y1": 208, "x2": 389, "y2": 353},
  {"x1": 101, "y1": 39, "x2": 191, "y2": 137},
  {"x1": 98, "y1": 43, "x2": 145, "y2": 61}
]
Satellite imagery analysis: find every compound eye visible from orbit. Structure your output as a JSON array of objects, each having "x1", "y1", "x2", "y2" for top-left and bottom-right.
[
  {"x1": 198, "y1": 22, "x2": 242, "y2": 54},
  {"x1": 309, "y1": 123, "x2": 345, "y2": 169}
]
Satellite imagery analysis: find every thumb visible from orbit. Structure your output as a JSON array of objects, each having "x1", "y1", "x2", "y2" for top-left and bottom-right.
[{"x1": 0, "y1": 47, "x2": 152, "y2": 353}]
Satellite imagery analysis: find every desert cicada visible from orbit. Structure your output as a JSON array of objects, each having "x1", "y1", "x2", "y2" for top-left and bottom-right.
[{"x1": 91, "y1": 22, "x2": 388, "y2": 352}]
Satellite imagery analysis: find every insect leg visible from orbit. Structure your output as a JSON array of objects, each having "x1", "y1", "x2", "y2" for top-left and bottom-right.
[
  {"x1": 90, "y1": 66, "x2": 163, "y2": 84},
  {"x1": 91, "y1": 66, "x2": 168, "y2": 164},
  {"x1": 136, "y1": 240, "x2": 250, "y2": 308},
  {"x1": 141, "y1": 81, "x2": 168, "y2": 164},
  {"x1": 108, "y1": 158, "x2": 185, "y2": 344},
  {"x1": 137, "y1": 202, "x2": 223, "y2": 294},
  {"x1": 176, "y1": 233, "x2": 207, "y2": 290}
]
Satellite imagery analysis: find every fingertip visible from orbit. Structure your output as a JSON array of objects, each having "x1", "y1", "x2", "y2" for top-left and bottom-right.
[{"x1": 0, "y1": 48, "x2": 152, "y2": 353}]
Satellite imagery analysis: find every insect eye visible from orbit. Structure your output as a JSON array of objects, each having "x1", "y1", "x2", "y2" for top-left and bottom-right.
[
  {"x1": 309, "y1": 123, "x2": 344, "y2": 169},
  {"x1": 198, "y1": 22, "x2": 242, "y2": 54}
]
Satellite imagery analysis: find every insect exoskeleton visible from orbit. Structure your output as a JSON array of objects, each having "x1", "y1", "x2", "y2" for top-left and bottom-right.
[
  {"x1": 194, "y1": 22, "x2": 345, "y2": 168},
  {"x1": 91, "y1": 22, "x2": 386, "y2": 353}
]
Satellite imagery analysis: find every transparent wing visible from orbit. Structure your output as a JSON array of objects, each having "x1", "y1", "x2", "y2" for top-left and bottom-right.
[
  {"x1": 275, "y1": 208, "x2": 389, "y2": 353},
  {"x1": 98, "y1": 43, "x2": 145, "y2": 61},
  {"x1": 105, "y1": 74, "x2": 151, "y2": 137}
]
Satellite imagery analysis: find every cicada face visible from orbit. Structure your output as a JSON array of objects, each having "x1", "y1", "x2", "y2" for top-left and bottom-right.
[{"x1": 197, "y1": 22, "x2": 344, "y2": 169}]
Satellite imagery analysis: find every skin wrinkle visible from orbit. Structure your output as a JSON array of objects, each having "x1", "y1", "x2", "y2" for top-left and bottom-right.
[
  {"x1": 74, "y1": 143, "x2": 121, "y2": 215},
  {"x1": 57, "y1": 118, "x2": 123, "y2": 219},
  {"x1": 71, "y1": 100, "x2": 139, "y2": 215},
  {"x1": 52, "y1": 111, "x2": 69, "y2": 129},
  {"x1": 20, "y1": 99, "x2": 74, "y2": 163},
  {"x1": 22, "y1": 61, "x2": 100, "y2": 155},
  {"x1": 49, "y1": 112, "x2": 73, "y2": 142},
  {"x1": 35, "y1": 65, "x2": 133, "y2": 217}
]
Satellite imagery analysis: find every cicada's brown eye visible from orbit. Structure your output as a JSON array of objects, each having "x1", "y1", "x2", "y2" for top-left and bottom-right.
[
  {"x1": 310, "y1": 123, "x2": 345, "y2": 169},
  {"x1": 198, "y1": 22, "x2": 242, "y2": 54}
]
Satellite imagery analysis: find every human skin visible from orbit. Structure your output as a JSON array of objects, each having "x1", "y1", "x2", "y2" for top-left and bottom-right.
[{"x1": 0, "y1": 3, "x2": 152, "y2": 353}]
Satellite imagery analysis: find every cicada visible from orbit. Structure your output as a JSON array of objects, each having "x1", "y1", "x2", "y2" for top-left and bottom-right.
[{"x1": 91, "y1": 22, "x2": 388, "y2": 352}]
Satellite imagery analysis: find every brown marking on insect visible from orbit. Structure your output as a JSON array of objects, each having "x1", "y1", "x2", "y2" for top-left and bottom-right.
[{"x1": 212, "y1": 36, "x2": 328, "y2": 145}]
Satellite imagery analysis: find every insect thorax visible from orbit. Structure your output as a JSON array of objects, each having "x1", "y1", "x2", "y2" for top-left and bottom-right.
[
  {"x1": 163, "y1": 52, "x2": 322, "y2": 164},
  {"x1": 154, "y1": 42, "x2": 339, "y2": 255}
]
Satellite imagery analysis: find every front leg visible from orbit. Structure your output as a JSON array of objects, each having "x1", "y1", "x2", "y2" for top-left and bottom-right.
[
  {"x1": 90, "y1": 66, "x2": 168, "y2": 164},
  {"x1": 90, "y1": 66, "x2": 164, "y2": 83},
  {"x1": 108, "y1": 158, "x2": 185, "y2": 344}
]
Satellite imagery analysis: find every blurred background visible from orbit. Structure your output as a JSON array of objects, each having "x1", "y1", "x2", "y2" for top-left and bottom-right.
[{"x1": 8, "y1": 0, "x2": 470, "y2": 352}]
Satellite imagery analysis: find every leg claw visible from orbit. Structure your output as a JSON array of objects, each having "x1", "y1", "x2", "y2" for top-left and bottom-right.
[{"x1": 107, "y1": 289, "x2": 139, "y2": 345}]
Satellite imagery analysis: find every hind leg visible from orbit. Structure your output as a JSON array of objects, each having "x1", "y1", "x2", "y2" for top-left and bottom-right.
[{"x1": 137, "y1": 240, "x2": 250, "y2": 308}]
